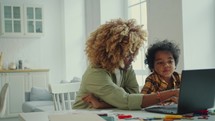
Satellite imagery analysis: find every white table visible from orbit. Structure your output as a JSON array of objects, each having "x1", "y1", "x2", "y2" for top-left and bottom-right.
[{"x1": 19, "y1": 109, "x2": 215, "y2": 121}]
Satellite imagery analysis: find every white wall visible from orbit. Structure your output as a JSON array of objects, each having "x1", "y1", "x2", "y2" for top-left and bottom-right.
[
  {"x1": 85, "y1": 0, "x2": 127, "y2": 36},
  {"x1": 85, "y1": 0, "x2": 101, "y2": 37},
  {"x1": 147, "y1": 0, "x2": 184, "y2": 72},
  {"x1": 0, "y1": 0, "x2": 65, "y2": 83},
  {"x1": 147, "y1": 0, "x2": 215, "y2": 72},
  {"x1": 182, "y1": 0, "x2": 215, "y2": 69},
  {"x1": 62, "y1": 0, "x2": 86, "y2": 81},
  {"x1": 100, "y1": 0, "x2": 126, "y2": 24}
]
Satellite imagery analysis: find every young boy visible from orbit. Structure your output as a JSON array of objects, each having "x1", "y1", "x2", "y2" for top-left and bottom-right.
[{"x1": 141, "y1": 40, "x2": 181, "y2": 95}]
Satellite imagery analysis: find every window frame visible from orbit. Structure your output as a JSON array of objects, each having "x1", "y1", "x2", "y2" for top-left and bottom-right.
[{"x1": 126, "y1": 0, "x2": 149, "y2": 88}]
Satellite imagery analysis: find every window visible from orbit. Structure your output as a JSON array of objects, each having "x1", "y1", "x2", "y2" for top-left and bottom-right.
[{"x1": 127, "y1": 0, "x2": 149, "y2": 88}]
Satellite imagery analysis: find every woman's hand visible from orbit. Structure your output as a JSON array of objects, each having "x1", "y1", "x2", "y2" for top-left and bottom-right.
[
  {"x1": 171, "y1": 89, "x2": 179, "y2": 104},
  {"x1": 82, "y1": 93, "x2": 103, "y2": 109},
  {"x1": 172, "y1": 88, "x2": 180, "y2": 97},
  {"x1": 82, "y1": 93, "x2": 114, "y2": 109},
  {"x1": 165, "y1": 89, "x2": 180, "y2": 104},
  {"x1": 158, "y1": 89, "x2": 179, "y2": 105},
  {"x1": 162, "y1": 96, "x2": 179, "y2": 105}
]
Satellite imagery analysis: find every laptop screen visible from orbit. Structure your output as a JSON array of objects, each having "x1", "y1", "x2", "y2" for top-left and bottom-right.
[{"x1": 178, "y1": 68, "x2": 215, "y2": 114}]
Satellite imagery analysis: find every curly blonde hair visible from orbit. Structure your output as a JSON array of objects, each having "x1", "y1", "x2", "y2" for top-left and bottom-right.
[{"x1": 86, "y1": 18, "x2": 147, "y2": 72}]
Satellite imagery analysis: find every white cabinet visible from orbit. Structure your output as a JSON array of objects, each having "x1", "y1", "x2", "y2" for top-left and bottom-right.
[
  {"x1": 25, "y1": 6, "x2": 43, "y2": 35},
  {"x1": 0, "y1": 4, "x2": 43, "y2": 37},
  {"x1": 6, "y1": 73, "x2": 27, "y2": 117},
  {"x1": 0, "y1": 4, "x2": 23, "y2": 36},
  {"x1": 0, "y1": 69, "x2": 49, "y2": 118}
]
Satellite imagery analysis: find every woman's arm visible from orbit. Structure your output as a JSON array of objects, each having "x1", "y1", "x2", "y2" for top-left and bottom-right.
[
  {"x1": 82, "y1": 93, "x2": 114, "y2": 109},
  {"x1": 83, "y1": 89, "x2": 179, "y2": 109},
  {"x1": 141, "y1": 89, "x2": 179, "y2": 108}
]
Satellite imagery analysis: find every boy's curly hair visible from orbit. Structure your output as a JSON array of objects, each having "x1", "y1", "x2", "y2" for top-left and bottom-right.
[{"x1": 85, "y1": 18, "x2": 147, "y2": 72}]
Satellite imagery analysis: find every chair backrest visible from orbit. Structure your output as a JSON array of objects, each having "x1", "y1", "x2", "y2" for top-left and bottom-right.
[
  {"x1": 49, "y1": 82, "x2": 80, "y2": 111},
  {"x1": 0, "y1": 83, "x2": 9, "y2": 117}
]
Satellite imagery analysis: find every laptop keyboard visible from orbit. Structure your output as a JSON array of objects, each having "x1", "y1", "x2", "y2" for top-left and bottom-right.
[{"x1": 144, "y1": 104, "x2": 178, "y2": 114}]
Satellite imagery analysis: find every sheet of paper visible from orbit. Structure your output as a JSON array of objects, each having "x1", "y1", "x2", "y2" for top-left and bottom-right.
[{"x1": 48, "y1": 112, "x2": 106, "y2": 121}]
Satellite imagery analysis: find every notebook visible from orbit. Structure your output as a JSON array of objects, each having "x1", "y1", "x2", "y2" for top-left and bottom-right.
[
  {"x1": 48, "y1": 113, "x2": 106, "y2": 121},
  {"x1": 144, "y1": 68, "x2": 215, "y2": 114}
]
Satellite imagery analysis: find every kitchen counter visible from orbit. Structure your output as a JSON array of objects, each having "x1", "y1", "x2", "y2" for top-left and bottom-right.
[
  {"x1": 0, "y1": 69, "x2": 49, "y2": 73},
  {"x1": 0, "y1": 68, "x2": 49, "y2": 117}
]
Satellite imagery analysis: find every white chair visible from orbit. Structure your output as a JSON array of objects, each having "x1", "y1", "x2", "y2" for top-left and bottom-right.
[
  {"x1": 0, "y1": 83, "x2": 9, "y2": 117},
  {"x1": 49, "y1": 82, "x2": 80, "y2": 111}
]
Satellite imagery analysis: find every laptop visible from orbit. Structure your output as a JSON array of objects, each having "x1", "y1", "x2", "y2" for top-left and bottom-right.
[{"x1": 144, "y1": 68, "x2": 215, "y2": 114}]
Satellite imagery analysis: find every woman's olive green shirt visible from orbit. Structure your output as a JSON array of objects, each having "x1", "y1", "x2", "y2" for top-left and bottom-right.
[{"x1": 72, "y1": 66, "x2": 144, "y2": 110}]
